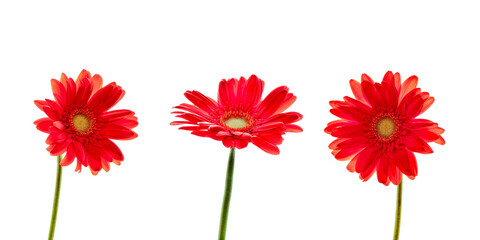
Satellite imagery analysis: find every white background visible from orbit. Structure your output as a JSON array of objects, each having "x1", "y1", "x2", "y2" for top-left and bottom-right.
[{"x1": 0, "y1": 1, "x2": 478, "y2": 239}]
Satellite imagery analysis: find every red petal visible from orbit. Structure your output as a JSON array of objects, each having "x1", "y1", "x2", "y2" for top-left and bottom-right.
[
  {"x1": 361, "y1": 81, "x2": 383, "y2": 108},
  {"x1": 407, "y1": 150, "x2": 418, "y2": 177},
  {"x1": 100, "y1": 139, "x2": 124, "y2": 161},
  {"x1": 45, "y1": 99, "x2": 63, "y2": 115},
  {"x1": 242, "y1": 75, "x2": 264, "y2": 110},
  {"x1": 429, "y1": 127, "x2": 445, "y2": 135},
  {"x1": 393, "y1": 72, "x2": 401, "y2": 91},
  {"x1": 413, "y1": 129, "x2": 443, "y2": 142},
  {"x1": 114, "y1": 89, "x2": 125, "y2": 106},
  {"x1": 381, "y1": 71, "x2": 394, "y2": 85},
  {"x1": 273, "y1": 93, "x2": 297, "y2": 115},
  {"x1": 102, "y1": 124, "x2": 137, "y2": 140},
  {"x1": 191, "y1": 130, "x2": 211, "y2": 138},
  {"x1": 91, "y1": 74, "x2": 103, "y2": 94},
  {"x1": 74, "y1": 78, "x2": 93, "y2": 106},
  {"x1": 51, "y1": 79, "x2": 66, "y2": 100},
  {"x1": 175, "y1": 113, "x2": 209, "y2": 124},
  {"x1": 34, "y1": 100, "x2": 48, "y2": 111},
  {"x1": 75, "y1": 161, "x2": 82, "y2": 172},
  {"x1": 178, "y1": 125, "x2": 208, "y2": 131},
  {"x1": 75, "y1": 69, "x2": 91, "y2": 84},
  {"x1": 65, "y1": 78, "x2": 77, "y2": 106},
  {"x1": 406, "y1": 135, "x2": 433, "y2": 154},
  {"x1": 334, "y1": 147, "x2": 363, "y2": 161},
  {"x1": 257, "y1": 134, "x2": 284, "y2": 145},
  {"x1": 376, "y1": 154, "x2": 390, "y2": 186},
  {"x1": 380, "y1": 73, "x2": 398, "y2": 107},
  {"x1": 185, "y1": 90, "x2": 218, "y2": 115},
  {"x1": 253, "y1": 122, "x2": 285, "y2": 132},
  {"x1": 336, "y1": 136, "x2": 369, "y2": 149},
  {"x1": 71, "y1": 141, "x2": 86, "y2": 164},
  {"x1": 101, "y1": 109, "x2": 135, "y2": 122},
  {"x1": 90, "y1": 168, "x2": 100, "y2": 176},
  {"x1": 349, "y1": 79, "x2": 369, "y2": 106},
  {"x1": 419, "y1": 96, "x2": 435, "y2": 115},
  {"x1": 217, "y1": 79, "x2": 237, "y2": 109},
  {"x1": 49, "y1": 140, "x2": 70, "y2": 156},
  {"x1": 60, "y1": 143, "x2": 76, "y2": 166},
  {"x1": 102, "y1": 160, "x2": 111, "y2": 172},
  {"x1": 393, "y1": 149, "x2": 417, "y2": 177},
  {"x1": 265, "y1": 112, "x2": 303, "y2": 124},
  {"x1": 52, "y1": 121, "x2": 65, "y2": 130},
  {"x1": 222, "y1": 137, "x2": 248, "y2": 149},
  {"x1": 361, "y1": 73, "x2": 374, "y2": 83},
  {"x1": 173, "y1": 103, "x2": 211, "y2": 119},
  {"x1": 399, "y1": 75, "x2": 418, "y2": 102},
  {"x1": 434, "y1": 136, "x2": 445, "y2": 145},
  {"x1": 329, "y1": 100, "x2": 345, "y2": 108},
  {"x1": 227, "y1": 78, "x2": 239, "y2": 106},
  {"x1": 42, "y1": 106, "x2": 60, "y2": 121},
  {"x1": 359, "y1": 163, "x2": 376, "y2": 182},
  {"x1": 324, "y1": 120, "x2": 354, "y2": 134},
  {"x1": 256, "y1": 86, "x2": 288, "y2": 118},
  {"x1": 331, "y1": 124, "x2": 366, "y2": 138},
  {"x1": 85, "y1": 145, "x2": 102, "y2": 172},
  {"x1": 60, "y1": 73, "x2": 68, "y2": 86},
  {"x1": 285, "y1": 124, "x2": 302, "y2": 132},
  {"x1": 356, "y1": 148, "x2": 377, "y2": 182},
  {"x1": 328, "y1": 138, "x2": 347, "y2": 150},
  {"x1": 251, "y1": 136, "x2": 280, "y2": 155},
  {"x1": 343, "y1": 96, "x2": 372, "y2": 113},
  {"x1": 34, "y1": 118, "x2": 53, "y2": 133},
  {"x1": 111, "y1": 116, "x2": 138, "y2": 129},
  {"x1": 409, "y1": 119, "x2": 436, "y2": 128},
  {"x1": 405, "y1": 95, "x2": 424, "y2": 119},
  {"x1": 346, "y1": 157, "x2": 357, "y2": 172},
  {"x1": 236, "y1": 77, "x2": 247, "y2": 107},
  {"x1": 331, "y1": 105, "x2": 368, "y2": 122},
  {"x1": 388, "y1": 154, "x2": 402, "y2": 185},
  {"x1": 170, "y1": 121, "x2": 191, "y2": 125},
  {"x1": 46, "y1": 129, "x2": 67, "y2": 144},
  {"x1": 87, "y1": 83, "x2": 123, "y2": 114},
  {"x1": 355, "y1": 146, "x2": 377, "y2": 174}
]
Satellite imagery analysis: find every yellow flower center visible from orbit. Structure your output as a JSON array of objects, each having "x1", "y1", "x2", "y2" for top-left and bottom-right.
[
  {"x1": 224, "y1": 117, "x2": 249, "y2": 129},
  {"x1": 72, "y1": 114, "x2": 91, "y2": 132},
  {"x1": 375, "y1": 117, "x2": 396, "y2": 138}
]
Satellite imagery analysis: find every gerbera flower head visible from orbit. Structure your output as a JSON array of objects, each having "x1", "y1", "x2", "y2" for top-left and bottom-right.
[
  {"x1": 171, "y1": 75, "x2": 302, "y2": 154},
  {"x1": 34, "y1": 70, "x2": 138, "y2": 175},
  {"x1": 325, "y1": 71, "x2": 444, "y2": 185}
]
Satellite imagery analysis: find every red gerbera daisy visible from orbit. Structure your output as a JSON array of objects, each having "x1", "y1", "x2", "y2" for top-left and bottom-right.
[
  {"x1": 325, "y1": 71, "x2": 445, "y2": 185},
  {"x1": 171, "y1": 75, "x2": 302, "y2": 154},
  {"x1": 34, "y1": 70, "x2": 138, "y2": 175}
]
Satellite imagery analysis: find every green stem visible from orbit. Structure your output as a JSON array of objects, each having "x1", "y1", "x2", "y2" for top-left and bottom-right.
[
  {"x1": 218, "y1": 148, "x2": 236, "y2": 240},
  {"x1": 48, "y1": 155, "x2": 63, "y2": 240},
  {"x1": 393, "y1": 179, "x2": 403, "y2": 240}
]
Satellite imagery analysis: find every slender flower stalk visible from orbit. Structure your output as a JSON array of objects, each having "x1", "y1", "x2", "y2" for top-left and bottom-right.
[
  {"x1": 218, "y1": 148, "x2": 236, "y2": 240},
  {"x1": 393, "y1": 180, "x2": 403, "y2": 240},
  {"x1": 172, "y1": 75, "x2": 302, "y2": 238},
  {"x1": 35, "y1": 70, "x2": 138, "y2": 239},
  {"x1": 48, "y1": 155, "x2": 63, "y2": 240},
  {"x1": 325, "y1": 71, "x2": 444, "y2": 239}
]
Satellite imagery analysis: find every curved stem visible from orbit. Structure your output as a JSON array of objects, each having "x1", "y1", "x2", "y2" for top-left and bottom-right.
[
  {"x1": 393, "y1": 179, "x2": 403, "y2": 240},
  {"x1": 218, "y1": 148, "x2": 236, "y2": 240},
  {"x1": 48, "y1": 155, "x2": 63, "y2": 240}
]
